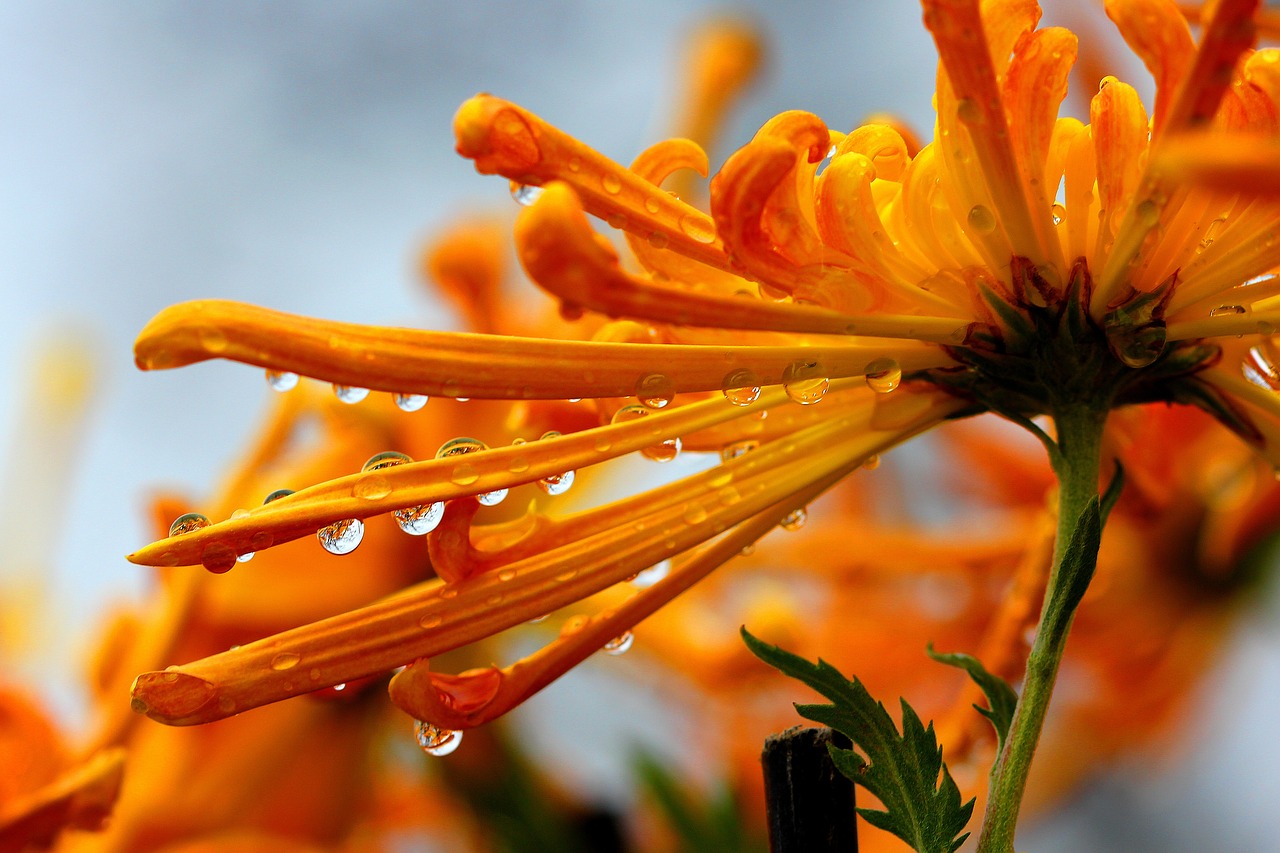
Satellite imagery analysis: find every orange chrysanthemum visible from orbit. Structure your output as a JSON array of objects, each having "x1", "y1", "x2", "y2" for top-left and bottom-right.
[{"x1": 124, "y1": 2, "x2": 1280, "y2": 808}]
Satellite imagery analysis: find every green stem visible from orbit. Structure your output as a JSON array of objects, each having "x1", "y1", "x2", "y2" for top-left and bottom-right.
[{"x1": 975, "y1": 403, "x2": 1108, "y2": 853}]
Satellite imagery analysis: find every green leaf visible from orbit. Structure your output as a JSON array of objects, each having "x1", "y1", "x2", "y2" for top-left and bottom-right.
[
  {"x1": 1051, "y1": 495, "x2": 1103, "y2": 623},
  {"x1": 742, "y1": 628, "x2": 975, "y2": 853},
  {"x1": 926, "y1": 645, "x2": 1018, "y2": 751}
]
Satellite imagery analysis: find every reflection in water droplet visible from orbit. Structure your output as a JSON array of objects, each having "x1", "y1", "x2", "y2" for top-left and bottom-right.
[
  {"x1": 266, "y1": 370, "x2": 299, "y2": 392},
  {"x1": 1105, "y1": 316, "x2": 1167, "y2": 368},
  {"x1": 317, "y1": 518, "x2": 364, "y2": 555},
  {"x1": 333, "y1": 384, "x2": 369, "y2": 404},
  {"x1": 610, "y1": 405, "x2": 681, "y2": 462},
  {"x1": 780, "y1": 507, "x2": 808, "y2": 531},
  {"x1": 603, "y1": 631, "x2": 634, "y2": 656},
  {"x1": 864, "y1": 358, "x2": 902, "y2": 394},
  {"x1": 270, "y1": 652, "x2": 301, "y2": 671},
  {"x1": 781, "y1": 360, "x2": 829, "y2": 405},
  {"x1": 602, "y1": 173, "x2": 623, "y2": 194},
  {"x1": 679, "y1": 214, "x2": 716, "y2": 243},
  {"x1": 363, "y1": 451, "x2": 412, "y2": 472},
  {"x1": 396, "y1": 502, "x2": 445, "y2": 536},
  {"x1": 437, "y1": 437, "x2": 506, "y2": 505},
  {"x1": 721, "y1": 368, "x2": 761, "y2": 406},
  {"x1": 682, "y1": 503, "x2": 709, "y2": 525},
  {"x1": 415, "y1": 720, "x2": 463, "y2": 756},
  {"x1": 631, "y1": 559, "x2": 671, "y2": 588},
  {"x1": 862, "y1": 453, "x2": 882, "y2": 470},
  {"x1": 967, "y1": 204, "x2": 996, "y2": 235},
  {"x1": 263, "y1": 488, "x2": 294, "y2": 505},
  {"x1": 635, "y1": 373, "x2": 675, "y2": 409},
  {"x1": 535, "y1": 430, "x2": 575, "y2": 496},
  {"x1": 1209, "y1": 304, "x2": 1247, "y2": 317},
  {"x1": 236, "y1": 551, "x2": 254, "y2": 563},
  {"x1": 201, "y1": 542, "x2": 237, "y2": 574},
  {"x1": 394, "y1": 393, "x2": 428, "y2": 412},
  {"x1": 510, "y1": 183, "x2": 543, "y2": 206},
  {"x1": 169, "y1": 513, "x2": 210, "y2": 537},
  {"x1": 1051, "y1": 203, "x2": 1066, "y2": 226},
  {"x1": 720, "y1": 439, "x2": 759, "y2": 462}
]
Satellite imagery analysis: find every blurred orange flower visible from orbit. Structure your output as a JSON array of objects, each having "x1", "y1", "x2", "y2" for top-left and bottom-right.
[{"x1": 117, "y1": 3, "x2": 1280, "y2": 845}]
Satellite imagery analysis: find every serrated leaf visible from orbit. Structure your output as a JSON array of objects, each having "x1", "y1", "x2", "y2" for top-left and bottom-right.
[
  {"x1": 742, "y1": 628, "x2": 975, "y2": 853},
  {"x1": 926, "y1": 645, "x2": 1018, "y2": 751}
]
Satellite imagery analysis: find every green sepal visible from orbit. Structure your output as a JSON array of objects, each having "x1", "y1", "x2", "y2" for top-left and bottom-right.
[{"x1": 742, "y1": 628, "x2": 975, "y2": 853}]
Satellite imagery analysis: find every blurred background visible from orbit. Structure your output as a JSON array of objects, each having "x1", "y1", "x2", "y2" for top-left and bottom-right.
[{"x1": 3, "y1": 1, "x2": 1280, "y2": 850}]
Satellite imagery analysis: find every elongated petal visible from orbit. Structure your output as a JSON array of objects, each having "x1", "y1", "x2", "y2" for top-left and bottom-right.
[
  {"x1": 130, "y1": 391, "x2": 964, "y2": 725},
  {"x1": 389, "y1": 472, "x2": 839, "y2": 729},
  {"x1": 520, "y1": 183, "x2": 977, "y2": 341},
  {"x1": 135, "y1": 299, "x2": 954, "y2": 403},
  {"x1": 454, "y1": 95, "x2": 732, "y2": 272}
]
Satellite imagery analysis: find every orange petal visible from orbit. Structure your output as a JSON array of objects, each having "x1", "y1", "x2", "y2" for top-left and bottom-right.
[
  {"x1": 1105, "y1": 0, "x2": 1196, "y2": 133},
  {"x1": 0, "y1": 748, "x2": 126, "y2": 850},
  {"x1": 520, "y1": 183, "x2": 976, "y2": 341},
  {"x1": 924, "y1": 0, "x2": 1053, "y2": 265},
  {"x1": 453, "y1": 94, "x2": 733, "y2": 272},
  {"x1": 389, "y1": 471, "x2": 837, "y2": 729},
  {"x1": 135, "y1": 299, "x2": 950, "y2": 404},
  {"x1": 129, "y1": 390, "x2": 964, "y2": 725}
]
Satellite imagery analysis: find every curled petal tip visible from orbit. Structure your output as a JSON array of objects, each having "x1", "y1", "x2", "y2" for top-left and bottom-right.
[{"x1": 130, "y1": 670, "x2": 219, "y2": 726}]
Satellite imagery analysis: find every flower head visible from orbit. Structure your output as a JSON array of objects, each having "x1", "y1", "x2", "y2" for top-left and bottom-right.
[{"x1": 126, "y1": 0, "x2": 1280, "y2": 762}]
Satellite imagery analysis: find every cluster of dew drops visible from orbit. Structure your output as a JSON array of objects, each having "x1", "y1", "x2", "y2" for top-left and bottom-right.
[{"x1": 168, "y1": 359, "x2": 903, "y2": 754}]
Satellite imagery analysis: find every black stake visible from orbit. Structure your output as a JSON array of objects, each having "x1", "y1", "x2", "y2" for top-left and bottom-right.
[{"x1": 761, "y1": 725, "x2": 858, "y2": 852}]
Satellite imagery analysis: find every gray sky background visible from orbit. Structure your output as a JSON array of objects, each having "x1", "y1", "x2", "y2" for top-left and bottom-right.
[{"x1": 1, "y1": 3, "x2": 1276, "y2": 850}]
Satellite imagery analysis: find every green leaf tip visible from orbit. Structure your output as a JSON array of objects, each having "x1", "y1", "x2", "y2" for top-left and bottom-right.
[
  {"x1": 926, "y1": 645, "x2": 1018, "y2": 751},
  {"x1": 741, "y1": 627, "x2": 975, "y2": 853}
]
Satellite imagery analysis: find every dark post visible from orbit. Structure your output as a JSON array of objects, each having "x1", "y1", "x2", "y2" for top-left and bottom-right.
[{"x1": 761, "y1": 725, "x2": 858, "y2": 852}]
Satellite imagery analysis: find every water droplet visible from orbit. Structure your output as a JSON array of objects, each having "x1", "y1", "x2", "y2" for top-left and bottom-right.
[
  {"x1": 862, "y1": 453, "x2": 882, "y2": 470},
  {"x1": 610, "y1": 404, "x2": 681, "y2": 462},
  {"x1": 682, "y1": 503, "x2": 709, "y2": 525},
  {"x1": 1105, "y1": 318, "x2": 1167, "y2": 368},
  {"x1": 864, "y1": 358, "x2": 902, "y2": 394},
  {"x1": 317, "y1": 518, "x2": 364, "y2": 555},
  {"x1": 1135, "y1": 199, "x2": 1160, "y2": 227},
  {"x1": 360, "y1": 451, "x2": 406, "y2": 472},
  {"x1": 679, "y1": 214, "x2": 717, "y2": 243},
  {"x1": 266, "y1": 370, "x2": 299, "y2": 392},
  {"x1": 603, "y1": 631, "x2": 634, "y2": 656},
  {"x1": 1209, "y1": 304, "x2": 1247, "y2": 317},
  {"x1": 419, "y1": 613, "x2": 442, "y2": 629},
  {"x1": 1051, "y1": 203, "x2": 1066, "y2": 226},
  {"x1": 956, "y1": 98, "x2": 980, "y2": 124},
  {"x1": 602, "y1": 173, "x2": 623, "y2": 194},
  {"x1": 721, "y1": 368, "x2": 761, "y2": 406},
  {"x1": 781, "y1": 360, "x2": 829, "y2": 405},
  {"x1": 201, "y1": 542, "x2": 237, "y2": 574},
  {"x1": 568, "y1": 156, "x2": 582, "y2": 172},
  {"x1": 394, "y1": 393, "x2": 428, "y2": 412},
  {"x1": 270, "y1": 652, "x2": 301, "y2": 671},
  {"x1": 333, "y1": 384, "x2": 369, "y2": 404},
  {"x1": 236, "y1": 551, "x2": 254, "y2": 563},
  {"x1": 333, "y1": 683, "x2": 347, "y2": 692},
  {"x1": 437, "y1": 437, "x2": 506, "y2": 505},
  {"x1": 263, "y1": 488, "x2": 294, "y2": 505},
  {"x1": 396, "y1": 501, "x2": 445, "y2": 536},
  {"x1": 644, "y1": 197, "x2": 661, "y2": 214},
  {"x1": 631, "y1": 559, "x2": 671, "y2": 588},
  {"x1": 966, "y1": 204, "x2": 996, "y2": 235},
  {"x1": 510, "y1": 183, "x2": 543, "y2": 206},
  {"x1": 720, "y1": 439, "x2": 759, "y2": 461},
  {"x1": 646, "y1": 231, "x2": 669, "y2": 249},
  {"x1": 780, "y1": 507, "x2": 808, "y2": 531},
  {"x1": 169, "y1": 512, "x2": 210, "y2": 537},
  {"x1": 635, "y1": 373, "x2": 675, "y2": 409},
  {"x1": 415, "y1": 720, "x2": 463, "y2": 756}
]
